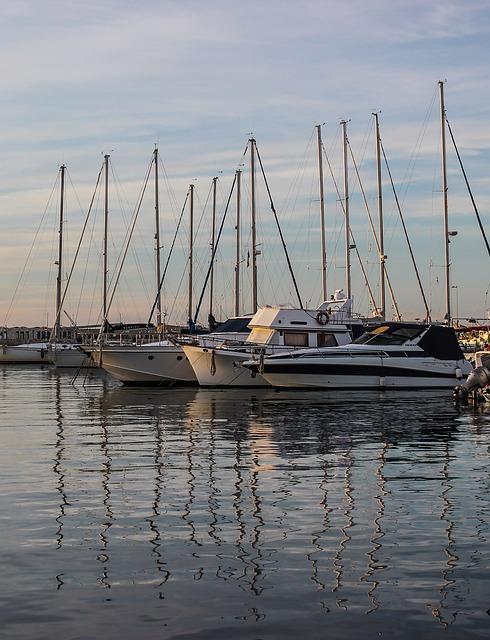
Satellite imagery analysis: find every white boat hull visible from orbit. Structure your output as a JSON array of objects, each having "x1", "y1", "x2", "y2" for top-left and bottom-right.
[
  {"x1": 48, "y1": 346, "x2": 92, "y2": 368},
  {"x1": 258, "y1": 357, "x2": 471, "y2": 389},
  {"x1": 91, "y1": 345, "x2": 197, "y2": 385},
  {"x1": 183, "y1": 345, "x2": 269, "y2": 387},
  {"x1": 0, "y1": 344, "x2": 50, "y2": 363}
]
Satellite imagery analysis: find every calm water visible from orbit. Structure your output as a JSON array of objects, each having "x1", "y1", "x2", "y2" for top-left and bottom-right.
[{"x1": 1, "y1": 365, "x2": 489, "y2": 639}]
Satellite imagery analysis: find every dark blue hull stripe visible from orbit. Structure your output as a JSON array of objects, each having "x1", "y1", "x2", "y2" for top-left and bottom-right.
[{"x1": 261, "y1": 363, "x2": 458, "y2": 378}]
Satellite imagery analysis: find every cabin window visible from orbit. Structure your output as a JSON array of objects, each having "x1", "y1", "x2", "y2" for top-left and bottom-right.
[
  {"x1": 283, "y1": 331, "x2": 308, "y2": 347},
  {"x1": 246, "y1": 328, "x2": 275, "y2": 345},
  {"x1": 317, "y1": 333, "x2": 337, "y2": 347}
]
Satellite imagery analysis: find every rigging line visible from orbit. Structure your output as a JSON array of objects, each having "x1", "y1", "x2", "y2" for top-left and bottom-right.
[
  {"x1": 49, "y1": 163, "x2": 105, "y2": 342},
  {"x1": 147, "y1": 190, "x2": 190, "y2": 327},
  {"x1": 400, "y1": 87, "x2": 438, "y2": 207},
  {"x1": 79, "y1": 184, "x2": 102, "y2": 325},
  {"x1": 108, "y1": 159, "x2": 152, "y2": 302},
  {"x1": 445, "y1": 116, "x2": 490, "y2": 259},
  {"x1": 167, "y1": 261, "x2": 188, "y2": 324},
  {"x1": 66, "y1": 169, "x2": 91, "y2": 323},
  {"x1": 347, "y1": 141, "x2": 401, "y2": 320},
  {"x1": 254, "y1": 142, "x2": 303, "y2": 310},
  {"x1": 104, "y1": 156, "x2": 153, "y2": 310},
  {"x1": 380, "y1": 138, "x2": 431, "y2": 321},
  {"x1": 322, "y1": 142, "x2": 379, "y2": 314},
  {"x1": 96, "y1": 158, "x2": 153, "y2": 339},
  {"x1": 193, "y1": 174, "x2": 237, "y2": 325},
  {"x1": 2, "y1": 172, "x2": 59, "y2": 329},
  {"x1": 192, "y1": 180, "x2": 214, "y2": 273}
]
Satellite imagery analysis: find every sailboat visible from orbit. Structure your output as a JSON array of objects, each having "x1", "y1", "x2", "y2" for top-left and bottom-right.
[
  {"x1": 88, "y1": 151, "x2": 198, "y2": 385},
  {"x1": 0, "y1": 165, "x2": 88, "y2": 366}
]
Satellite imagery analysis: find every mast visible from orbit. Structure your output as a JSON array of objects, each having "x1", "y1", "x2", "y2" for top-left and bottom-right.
[
  {"x1": 341, "y1": 120, "x2": 352, "y2": 299},
  {"x1": 188, "y1": 183, "x2": 194, "y2": 327},
  {"x1": 373, "y1": 113, "x2": 386, "y2": 319},
  {"x1": 250, "y1": 138, "x2": 258, "y2": 312},
  {"x1": 153, "y1": 148, "x2": 162, "y2": 327},
  {"x1": 55, "y1": 164, "x2": 66, "y2": 341},
  {"x1": 103, "y1": 154, "x2": 110, "y2": 323},
  {"x1": 234, "y1": 169, "x2": 241, "y2": 316},
  {"x1": 439, "y1": 80, "x2": 451, "y2": 325},
  {"x1": 209, "y1": 176, "x2": 218, "y2": 320},
  {"x1": 316, "y1": 124, "x2": 327, "y2": 301}
]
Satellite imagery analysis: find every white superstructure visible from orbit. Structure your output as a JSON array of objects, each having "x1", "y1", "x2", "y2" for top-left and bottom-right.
[{"x1": 183, "y1": 292, "x2": 362, "y2": 387}]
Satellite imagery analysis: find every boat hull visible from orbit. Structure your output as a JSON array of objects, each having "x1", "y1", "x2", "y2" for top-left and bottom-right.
[
  {"x1": 183, "y1": 345, "x2": 269, "y2": 387},
  {"x1": 48, "y1": 346, "x2": 92, "y2": 368},
  {"x1": 0, "y1": 344, "x2": 50, "y2": 363},
  {"x1": 258, "y1": 357, "x2": 471, "y2": 389},
  {"x1": 91, "y1": 345, "x2": 197, "y2": 385}
]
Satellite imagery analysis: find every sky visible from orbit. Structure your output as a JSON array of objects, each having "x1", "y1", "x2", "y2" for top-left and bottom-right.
[{"x1": 0, "y1": 0, "x2": 489, "y2": 328}]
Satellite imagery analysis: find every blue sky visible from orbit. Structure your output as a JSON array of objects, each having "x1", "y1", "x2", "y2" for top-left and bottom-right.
[{"x1": 1, "y1": 0, "x2": 489, "y2": 327}]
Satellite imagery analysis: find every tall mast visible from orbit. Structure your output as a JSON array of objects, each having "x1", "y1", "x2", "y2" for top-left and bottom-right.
[
  {"x1": 103, "y1": 154, "x2": 110, "y2": 322},
  {"x1": 316, "y1": 124, "x2": 327, "y2": 301},
  {"x1": 341, "y1": 120, "x2": 352, "y2": 299},
  {"x1": 154, "y1": 148, "x2": 162, "y2": 327},
  {"x1": 55, "y1": 164, "x2": 66, "y2": 341},
  {"x1": 373, "y1": 112, "x2": 386, "y2": 319},
  {"x1": 234, "y1": 169, "x2": 241, "y2": 316},
  {"x1": 209, "y1": 176, "x2": 218, "y2": 320},
  {"x1": 250, "y1": 138, "x2": 258, "y2": 312},
  {"x1": 188, "y1": 183, "x2": 194, "y2": 326},
  {"x1": 439, "y1": 80, "x2": 451, "y2": 325}
]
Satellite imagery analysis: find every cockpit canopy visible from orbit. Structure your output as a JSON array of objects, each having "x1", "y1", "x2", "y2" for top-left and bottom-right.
[
  {"x1": 354, "y1": 323, "x2": 426, "y2": 346},
  {"x1": 354, "y1": 323, "x2": 464, "y2": 360}
]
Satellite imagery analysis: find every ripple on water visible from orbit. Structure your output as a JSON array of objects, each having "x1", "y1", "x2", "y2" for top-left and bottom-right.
[{"x1": 0, "y1": 366, "x2": 489, "y2": 639}]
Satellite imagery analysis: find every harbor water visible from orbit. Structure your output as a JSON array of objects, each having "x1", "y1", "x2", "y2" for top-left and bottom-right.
[{"x1": 1, "y1": 365, "x2": 489, "y2": 639}]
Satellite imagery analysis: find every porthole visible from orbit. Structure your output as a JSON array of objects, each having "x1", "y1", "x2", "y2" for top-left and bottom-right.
[
  {"x1": 177, "y1": 355, "x2": 183, "y2": 361},
  {"x1": 148, "y1": 355, "x2": 154, "y2": 360}
]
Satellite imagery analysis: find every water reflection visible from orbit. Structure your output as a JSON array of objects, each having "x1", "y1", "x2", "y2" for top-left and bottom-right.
[{"x1": 1, "y1": 368, "x2": 489, "y2": 638}]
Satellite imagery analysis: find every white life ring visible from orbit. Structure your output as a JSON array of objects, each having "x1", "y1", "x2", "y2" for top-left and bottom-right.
[{"x1": 316, "y1": 310, "x2": 330, "y2": 325}]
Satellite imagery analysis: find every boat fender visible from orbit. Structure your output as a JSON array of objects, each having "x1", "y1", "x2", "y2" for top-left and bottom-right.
[
  {"x1": 259, "y1": 352, "x2": 265, "y2": 375},
  {"x1": 40, "y1": 348, "x2": 45, "y2": 359},
  {"x1": 316, "y1": 310, "x2": 330, "y2": 325},
  {"x1": 455, "y1": 367, "x2": 462, "y2": 379},
  {"x1": 210, "y1": 349, "x2": 216, "y2": 377}
]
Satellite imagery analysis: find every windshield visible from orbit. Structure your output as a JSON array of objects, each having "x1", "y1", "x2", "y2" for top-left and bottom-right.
[
  {"x1": 354, "y1": 324, "x2": 425, "y2": 346},
  {"x1": 215, "y1": 317, "x2": 251, "y2": 333}
]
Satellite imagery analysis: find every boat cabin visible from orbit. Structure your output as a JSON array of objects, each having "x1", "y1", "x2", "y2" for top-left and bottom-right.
[{"x1": 245, "y1": 295, "x2": 361, "y2": 349}]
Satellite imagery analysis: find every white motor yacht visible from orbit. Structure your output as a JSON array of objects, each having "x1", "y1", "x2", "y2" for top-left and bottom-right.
[
  {"x1": 182, "y1": 293, "x2": 363, "y2": 387},
  {"x1": 242, "y1": 322, "x2": 473, "y2": 389}
]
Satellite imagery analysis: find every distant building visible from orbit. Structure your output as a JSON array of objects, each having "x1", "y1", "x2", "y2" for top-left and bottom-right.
[{"x1": 1, "y1": 326, "x2": 76, "y2": 344}]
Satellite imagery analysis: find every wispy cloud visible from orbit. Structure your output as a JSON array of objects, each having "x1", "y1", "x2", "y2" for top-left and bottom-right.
[{"x1": 0, "y1": 0, "x2": 489, "y2": 324}]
